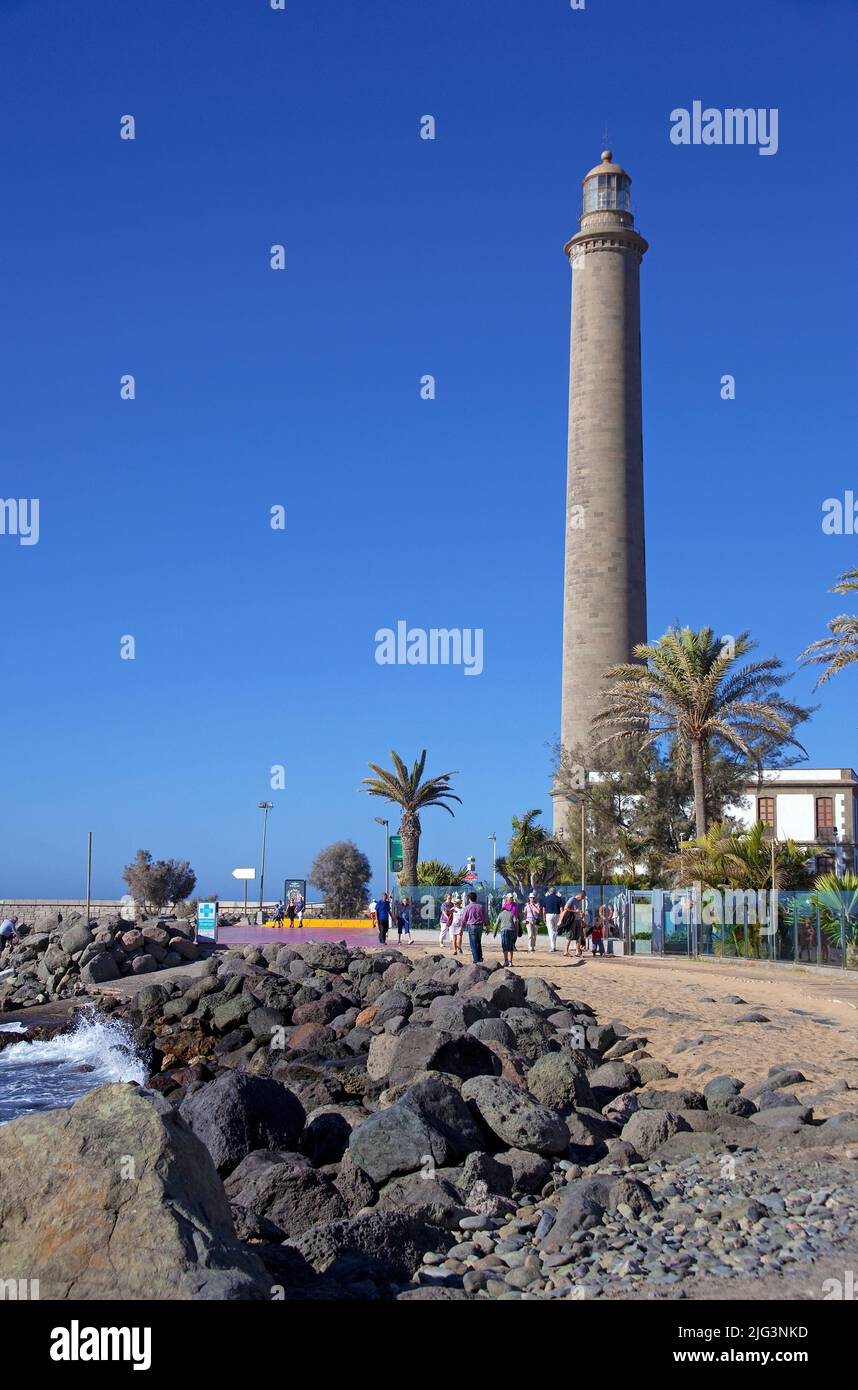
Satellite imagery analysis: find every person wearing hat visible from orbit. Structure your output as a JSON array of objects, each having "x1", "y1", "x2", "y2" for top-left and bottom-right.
[
  {"x1": 450, "y1": 894, "x2": 465, "y2": 955},
  {"x1": 543, "y1": 886, "x2": 563, "y2": 953},
  {"x1": 439, "y1": 892, "x2": 454, "y2": 947},
  {"x1": 523, "y1": 892, "x2": 543, "y2": 953}
]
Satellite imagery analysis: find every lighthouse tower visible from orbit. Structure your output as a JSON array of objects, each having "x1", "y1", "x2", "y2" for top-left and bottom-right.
[{"x1": 552, "y1": 151, "x2": 648, "y2": 834}]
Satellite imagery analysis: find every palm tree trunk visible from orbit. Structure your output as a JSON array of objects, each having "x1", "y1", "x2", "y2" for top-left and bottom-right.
[
  {"x1": 691, "y1": 737, "x2": 708, "y2": 838},
  {"x1": 399, "y1": 810, "x2": 420, "y2": 889}
]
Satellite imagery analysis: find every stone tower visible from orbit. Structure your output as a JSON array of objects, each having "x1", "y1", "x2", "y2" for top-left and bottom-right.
[{"x1": 552, "y1": 151, "x2": 648, "y2": 835}]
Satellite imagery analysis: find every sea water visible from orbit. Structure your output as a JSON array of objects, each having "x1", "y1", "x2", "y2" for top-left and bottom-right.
[{"x1": 0, "y1": 1012, "x2": 147, "y2": 1124}]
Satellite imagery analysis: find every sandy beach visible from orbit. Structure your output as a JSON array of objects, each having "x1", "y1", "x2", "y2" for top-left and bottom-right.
[{"x1": 412, "y1": 941, "x2": 858, "y2": 1118}]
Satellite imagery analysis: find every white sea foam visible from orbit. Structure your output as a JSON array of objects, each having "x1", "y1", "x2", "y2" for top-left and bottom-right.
[{"x1": 0, "y1": 1012, "x2": 147, "y2": 1123}]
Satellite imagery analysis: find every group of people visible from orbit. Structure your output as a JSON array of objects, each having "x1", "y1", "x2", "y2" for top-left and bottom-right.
[
  {"x1": 271, "y1": 896, "x2": 305, "y2": 929},
  {"x1": 370, "y1": 893, "x2": 414, "y2": 946},
  {"x1": 437, "y1": 888, "x2": 621, "y2": 965},
  {"x1": 365, "y1": 888, "x2": 622, "y2": 966}
]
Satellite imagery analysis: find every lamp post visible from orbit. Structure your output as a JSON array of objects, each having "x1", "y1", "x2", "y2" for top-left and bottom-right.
[
  {"x1": 488, "y1": 833, "x2": 497, "y2": 890},
  {"x1": 258, "y1": 801, "x2": 273, "y2": 919},
  {"x1": 374, "y1": 816, "x2": 390, "y2": 899}
]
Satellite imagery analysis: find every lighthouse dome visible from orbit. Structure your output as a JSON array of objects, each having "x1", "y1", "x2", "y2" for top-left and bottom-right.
[{"x1": 582, "y1": 150, "x2": 632, "y2": 213}]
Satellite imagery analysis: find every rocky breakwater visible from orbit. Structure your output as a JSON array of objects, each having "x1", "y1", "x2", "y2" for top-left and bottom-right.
[
  {"x1": 2, "y1": 939, "x2": 856, "y2": 1300},
  {"x1": 0, "y1": 911, "x2": 201, "y2": 1013}
]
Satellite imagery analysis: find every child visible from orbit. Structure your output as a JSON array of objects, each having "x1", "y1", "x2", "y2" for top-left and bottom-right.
[{"x1": 591, "y1": 912, "x2": 605, "y2": 957}]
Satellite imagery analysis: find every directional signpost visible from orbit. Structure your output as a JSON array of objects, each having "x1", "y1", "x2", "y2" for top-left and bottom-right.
[{"x1": 231, "y1": 867, "x2": 256, "y2": 920}]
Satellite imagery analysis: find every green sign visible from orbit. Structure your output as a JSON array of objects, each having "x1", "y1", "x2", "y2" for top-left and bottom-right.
[{"x1": 388, "y1": 834, "x2": 403, "y2": 872}]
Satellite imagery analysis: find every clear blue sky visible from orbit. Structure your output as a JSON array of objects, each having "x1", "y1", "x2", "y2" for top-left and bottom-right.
[{"x1": 2, "y1": 0, "x2": 857, "y2": 899}]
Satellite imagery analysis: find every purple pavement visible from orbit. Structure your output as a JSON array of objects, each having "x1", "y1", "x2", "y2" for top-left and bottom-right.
[{"x1": 217, "y1": 924, "x2": 380, "y2": 949}]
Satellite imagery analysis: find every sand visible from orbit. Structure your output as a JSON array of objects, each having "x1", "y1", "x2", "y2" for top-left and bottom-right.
[{"x1": 413, "y1": 940, "x2": 858, "y2": 1116}]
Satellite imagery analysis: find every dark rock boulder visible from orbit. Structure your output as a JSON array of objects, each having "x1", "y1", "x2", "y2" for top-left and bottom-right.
[
  {"x1": 528, "y1": 1052, "x2": 596, "y2": 1112},
  {"x1": 399, "y1": 1075, "x2": 485, "y2": 1160},
  {"x1": 620, "y1": 1109, "x2": 691, "y2": 1157},
  {"x1": 226, "y1": 1155, "x2": 347, "y2": 1240},
  {"x1": 178, "y1": 1072, "x2": 305, "y2": 1176},
  {"x1": 387, "y1": 1027, "x2": 500, "y2": 1088},
  {"x1": 347, "y1": 1101, "x2": 447, "y2": 1184},
  {"x1": 467, "y1": 1017, "x2": 517, "y2": 1048},
  {"x1": 288, "y1": 1211, "x2": 453, "y2": 1287},
  {"x1": 461, "y1": 1076, "x2": 569, "y2": 1155}
]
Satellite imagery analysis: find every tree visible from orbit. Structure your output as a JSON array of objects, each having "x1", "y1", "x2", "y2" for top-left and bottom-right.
[
  {"x1": 799, "y1": 568, "x2": 858, "y2": 688},
  {"x1": 362, "y1": 750, "x2": 461, "y2": 886},
  {"x1": 551, "y1": 738, "x2": 761, "y2": 886},
  {"x1": 664, "y1": 821, "x2": 812, "y2": 890},
  {"x1": 416, "y1": 860, "x2": 467, "y2": 886},
  {"x1": 813, "y1": 869, "x2": 858, "y2": 968},
  {"x1": 592, "y1": 627, "x2": 812, "y2": 838},
  {"x1": 122, "y1": 849, "x2": 197, "y2": 914},
  {"x1": 495, "y1": 810, "x2": 573, "y2": 896},
  {"x1": 309, "y1": 841, "x2": 372, "y2": 918}
]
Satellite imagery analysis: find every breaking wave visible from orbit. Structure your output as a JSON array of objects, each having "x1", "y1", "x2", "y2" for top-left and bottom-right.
[{"x1": 0, "y1": 1012, "x2": 147, "y2": 1123}]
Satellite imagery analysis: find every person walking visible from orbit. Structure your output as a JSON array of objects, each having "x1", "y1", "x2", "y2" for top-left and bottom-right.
[
  {"x1": 451, "y1": 894, "x2": 465, "y2": 955},
  {"x1": 369, "y1": 898, "x2": 378, "y2": 932},
  {"x1": 439, "y1": 893, "x2": 454, "y2": 947},
  {"x1": 375, "y1": 892, "x2": 391, "y2": 944},
  {"x1": 396, "y1": 896, "x2": 413, "y2": 945},
  {"x1": 295, "y1": 895, "x2": 305, "y2": 928},
  {"x1": 495, "y1": 898, "x2": 518, "y2": 968},
  {"x1": 459, "y1": 891, "x2": 488, "y2": 964},
  {"x1": 574, "y1": 892, "x2": 590, "y2": 958},
  {"x1": 286, "y1": 898, "x2": 296, "y2": 929},
  {"x1": 523, "y1": 893, "x2": 543, "y2": 953},
  {"x1": 558, "y1": 895, "x2": 576, "y2": 954},
  {"x1": 543, "y1": 886, "x2": 563, "y2": 953}
]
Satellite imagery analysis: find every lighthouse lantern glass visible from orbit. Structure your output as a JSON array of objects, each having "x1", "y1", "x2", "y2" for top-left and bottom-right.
[{"x1": 583, "y1": 172, "x2": 631, "y2": 213}]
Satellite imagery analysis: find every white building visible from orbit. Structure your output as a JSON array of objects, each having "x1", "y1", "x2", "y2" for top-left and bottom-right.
[{"x1": 732, "y1": 768, "x2": 858, "y2": 874}]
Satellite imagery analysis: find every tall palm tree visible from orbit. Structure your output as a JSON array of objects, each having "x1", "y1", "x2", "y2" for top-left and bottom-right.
[
  {"x1": 362, "y1": 750, "x2": 461, "y2": 887},
  {"x1": 798, "y1": 568, "x2": 858, "y2": 687},
  {"x1": 593, "y1": 627, "x2": 810, "y2": 838}
]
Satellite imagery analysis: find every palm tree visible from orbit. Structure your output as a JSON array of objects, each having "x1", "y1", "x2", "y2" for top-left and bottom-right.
[
  {"x1": 798, "y1": 568, "x2": 858, "y2": 687},
  {"x1": 416, "y1": 860, "x2": 467, "y2": 887},
  {"x1": 593, "y1": 627, "x2": 811, "y2": 838},
  {"x1": 666, "y1": 821, "x2": 811, "y2": 890},
  {"x1": 813, "y1": 869, "x2": 858, "y2": 969},
  {"x1": 362, "y1": 750, "x2": 461, "y2": 887},
  {"x1": 495, "y1": 809, "x2": 573, "y2": 896}
]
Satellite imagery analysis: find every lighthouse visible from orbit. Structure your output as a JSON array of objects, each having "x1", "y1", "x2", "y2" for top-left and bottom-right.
[{"x1": 553, "y1": 151, "x2": 648, "y2": 835}]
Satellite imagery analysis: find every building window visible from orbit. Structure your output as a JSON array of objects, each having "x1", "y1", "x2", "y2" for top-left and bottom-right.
[
  {"x1": 816, "y1": 854, "x2": 835, "y2": 875},
  {"x1": 816, "y1": 797, "x2": 835, "y2": 838},
  {"x1": 758, "y1": 797, "x2": 775, "y2": 828}
]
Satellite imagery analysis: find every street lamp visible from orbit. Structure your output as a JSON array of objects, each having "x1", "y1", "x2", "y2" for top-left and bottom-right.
[
  {"x1": 488, "y1": 833, "x2": 497, "y2": 890},
  {"x1": 258, "y1": 801, "x2": 273, "y2": 919},
  {"x1": 374, "y1": 816, "x2": 390, "y2": 898}
]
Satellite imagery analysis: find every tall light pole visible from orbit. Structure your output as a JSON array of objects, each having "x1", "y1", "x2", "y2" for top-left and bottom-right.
[
  {"x1": 258, "y1": 800, "x2": 273, "y2": 918},
  {"x1": 374, "y1": 816, "x2": 389, "y2": 898},
  {"x1": 488, "y1": 833, "x2": 497, "y2": 890}
]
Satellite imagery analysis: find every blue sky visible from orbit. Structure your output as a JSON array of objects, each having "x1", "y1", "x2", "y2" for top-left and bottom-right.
[{"x1": 2, "y1": 0, "x2": 857, "y2": 899}]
